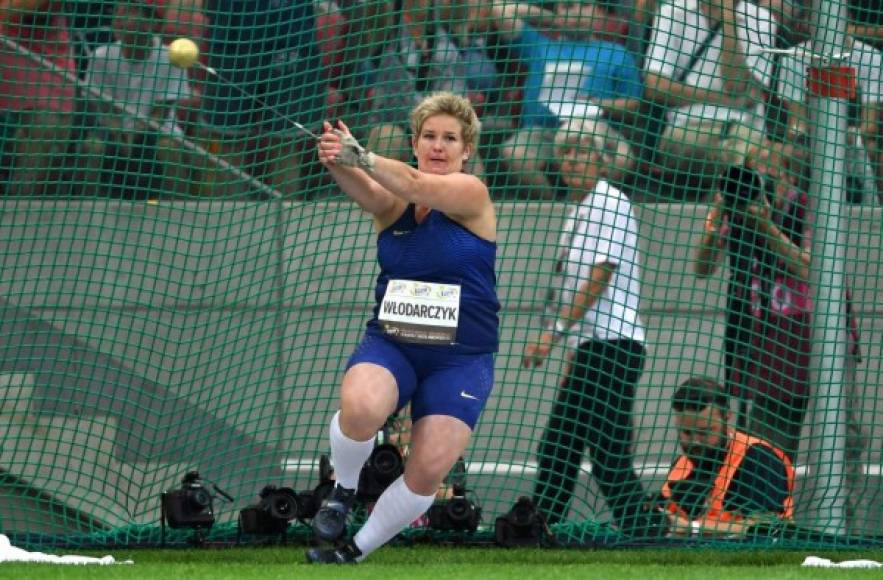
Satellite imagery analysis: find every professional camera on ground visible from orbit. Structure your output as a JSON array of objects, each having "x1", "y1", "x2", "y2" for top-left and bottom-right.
[
  {"x1": 495, "y1": 497, "x2": 554, "y2": 547},
  {"x1": 427, "y1": 484, "x2": 482, "y2": 532},
  {"x1": 239, "y1": 485, "x2": 301, "y2": 535},
  {"x1": 357, "y1": 442, "x2": 404, "y2": 503},
  {"x1": 161, "y1": 471, "x2": 216, "y2": 530}
]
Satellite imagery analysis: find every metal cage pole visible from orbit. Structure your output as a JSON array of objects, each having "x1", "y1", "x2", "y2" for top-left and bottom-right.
[{"x1": 804, "y1": 0, "x2": 852, "y2": 536}]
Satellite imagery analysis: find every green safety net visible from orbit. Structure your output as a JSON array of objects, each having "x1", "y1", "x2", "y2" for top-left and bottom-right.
[{"x1": 0, "y1": 0, "x2": 880, "y2": 548}]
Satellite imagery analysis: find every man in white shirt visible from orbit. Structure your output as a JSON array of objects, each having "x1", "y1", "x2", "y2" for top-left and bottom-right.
[
  {"x1": 643, "y1": 0, "x2": 777, "y2": 187},
  {"x1": 83, "y1": 0, "x2": 193, "y2": 197},
  {"x1": 522, "y1": 118, "x2": 656, "y2": 537}
]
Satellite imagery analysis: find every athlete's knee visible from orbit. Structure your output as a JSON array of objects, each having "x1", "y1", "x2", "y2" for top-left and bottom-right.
[
  {"x1": 403, "y1": 460, "x2": 448, "y2": 496},
  {"x1": 404, "y1": 444, "x2": 467, "y2": 495},
  {"x1": 404, "y1": 429, "x2": 470, "y2": 494},
  {"x1": 338, "y1": 400, "x2": 388, "y2": 440},
  {"x1": 339, "y1": 381, "x2": 396, "y2": 438}
]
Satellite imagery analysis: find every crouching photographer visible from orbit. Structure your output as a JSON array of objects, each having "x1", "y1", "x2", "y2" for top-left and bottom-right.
[{"x1": 658, "y1": 378, "x2": 795, "y2": 539}]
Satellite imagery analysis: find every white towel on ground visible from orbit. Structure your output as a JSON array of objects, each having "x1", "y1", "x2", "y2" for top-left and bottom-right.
[
  {"x1": 802, "y1": 556, "x2": 882, "y2": 569},
  {"x1": 0, "y1": 534, "x2": 133, "y2": 565}
]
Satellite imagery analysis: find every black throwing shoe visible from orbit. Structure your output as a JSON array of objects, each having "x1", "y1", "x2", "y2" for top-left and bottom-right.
[
  {"x1": 305, "y1": 540, "x2": 362, "y2": 564},
  {"x1": 311, "y1": 484, "x2": 356, "y2": 541}
]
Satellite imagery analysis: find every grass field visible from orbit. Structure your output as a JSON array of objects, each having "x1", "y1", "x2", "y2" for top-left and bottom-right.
[{"x1": 3, "y1": 546, "x2": 883, "y2": 579}]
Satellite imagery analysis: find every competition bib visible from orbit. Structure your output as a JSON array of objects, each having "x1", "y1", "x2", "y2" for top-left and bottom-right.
[{"x1": 379, "y1": 279, "x2": 461, "y2": 344}]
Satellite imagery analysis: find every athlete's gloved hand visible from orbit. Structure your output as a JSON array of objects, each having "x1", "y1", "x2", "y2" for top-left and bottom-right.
[{"x1": 334, "y1": 130, "x2": 376, "y2": 172}]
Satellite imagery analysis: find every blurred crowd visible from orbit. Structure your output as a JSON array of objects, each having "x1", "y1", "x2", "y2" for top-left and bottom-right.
[{"x1": 0, "y1": 0, "x2": 882, "y2": 202}]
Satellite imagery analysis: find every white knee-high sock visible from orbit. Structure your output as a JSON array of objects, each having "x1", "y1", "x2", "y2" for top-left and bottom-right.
[
  {"x1": 329, "y1": 410, "x2": 375, "y2": 490},
  {"x1": 353, "y1": 475, "x2": 435, "y2": 559}
]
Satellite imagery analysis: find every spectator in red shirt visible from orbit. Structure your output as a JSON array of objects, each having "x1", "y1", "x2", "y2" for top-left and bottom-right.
[{"x1": 1, "y1": 0, "x2": 76, "y2": 195}]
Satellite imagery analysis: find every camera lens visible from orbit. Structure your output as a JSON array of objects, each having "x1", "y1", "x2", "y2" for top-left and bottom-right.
[
  {"x1": 267, "y1": 489, "x2": 299, "y2": 521},
  {"x1": 187, "y1": 487, "x2": 212, "y2": 509},
  {"x1": 446, "y1": 497, "x2": 472, "y2": 523},
  {"x1": 371, "y1": 445, "x2": 403, "y2": 479},
  {"x1": 719, "y1": 165, "x2": 762, "y2": 210},
  {"x1": 510, "y1": 501, "x2": 535, "y2": 527}
]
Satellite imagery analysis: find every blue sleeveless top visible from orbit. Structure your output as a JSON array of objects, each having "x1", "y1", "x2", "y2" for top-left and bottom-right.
[{"x1": 366, "y1": 204, "x2": 500, "y2": 353}]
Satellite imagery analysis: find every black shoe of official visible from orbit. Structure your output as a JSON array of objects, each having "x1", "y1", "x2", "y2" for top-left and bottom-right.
[
  {"x1": 311, "y1": 484, "x2": 356, "y2": 542},
  {"x1": 305, "y1": 540, "x2": 362, "y2": 564}
]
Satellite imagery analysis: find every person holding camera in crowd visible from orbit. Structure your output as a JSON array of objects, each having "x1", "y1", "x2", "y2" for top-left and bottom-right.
[
  {"x1": 306, "y1": 91, "x2": 499, "y2": 564},
  {"x1": 660, "y1": 377, "x2": 794, "y2": 538},
  {"x1": 693, "y1": 144, "x2": 865, "y2": 465},
  {"x1": 694, "y1": 149, "x2": 811, "y2": 462},
  {"x1": 522, "y1": 118, "x2": 651, "y2": 537}
]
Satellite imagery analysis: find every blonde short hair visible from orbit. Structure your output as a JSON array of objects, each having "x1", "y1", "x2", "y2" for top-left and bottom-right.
[
  {"x1": 410, "y1": 92, "x2": 481, "y2": 151},
  {"x1": 555, "y1": 117, "x2": 634, "y2": 180}
]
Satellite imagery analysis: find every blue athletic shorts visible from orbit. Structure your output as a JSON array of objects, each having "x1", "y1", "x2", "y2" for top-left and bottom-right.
[{"x1": 346, "y1": 331, "x2": 495, "y2": 429}]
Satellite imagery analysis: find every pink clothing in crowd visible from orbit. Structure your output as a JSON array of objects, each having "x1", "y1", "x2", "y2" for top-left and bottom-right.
[{"x1": 0, "y1": 2, "x2": 75, "y2": 114}]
